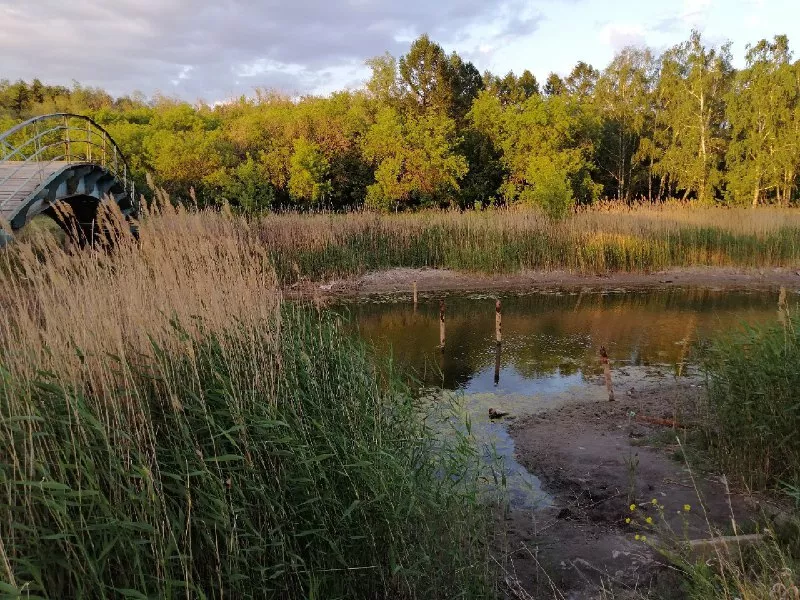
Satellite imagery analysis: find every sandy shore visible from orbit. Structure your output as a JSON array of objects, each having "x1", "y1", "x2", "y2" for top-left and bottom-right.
[{"x1": 288, "y1": 266, "x2": 800, "y2": 299}]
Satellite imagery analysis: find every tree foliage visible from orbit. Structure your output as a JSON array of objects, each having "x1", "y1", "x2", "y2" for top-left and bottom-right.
[{"x1": 4, "y1": 31, "x2": 800, "y2": 211}]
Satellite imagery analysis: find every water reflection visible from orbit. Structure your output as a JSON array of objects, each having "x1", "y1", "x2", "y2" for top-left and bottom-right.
[
  {"x1": 343, "y1": 288, "x2": 788, "y2": 393},
  {"x1": 336, "y1": 287, "x2": 794, "y2": 510}
]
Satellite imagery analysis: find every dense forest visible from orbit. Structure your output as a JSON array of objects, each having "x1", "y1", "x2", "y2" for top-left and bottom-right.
[{"x1": 3, "y1": 31, "x2": 800, "y2": 215}]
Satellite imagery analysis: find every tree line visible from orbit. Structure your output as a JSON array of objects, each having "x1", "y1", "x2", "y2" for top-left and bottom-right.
[{"x1": 2, "y1": 31, "x2": 800, "y2": 215}]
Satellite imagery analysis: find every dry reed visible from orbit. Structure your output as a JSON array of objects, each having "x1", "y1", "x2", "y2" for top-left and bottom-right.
[
  {"x1": 0, "y1": 203, "x2": 495, "y2": 598},
  {"x1": 251, "y1": 204, "x2": 800, "y2": 282}
]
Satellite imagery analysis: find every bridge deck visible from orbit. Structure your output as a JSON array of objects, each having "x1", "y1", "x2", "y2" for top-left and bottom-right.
[{"x1": 0, "y1": 161, "x2": 70, "y2": 223}]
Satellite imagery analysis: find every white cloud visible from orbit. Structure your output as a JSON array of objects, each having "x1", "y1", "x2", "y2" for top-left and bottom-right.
[
  {"x1": 681, "y1": 0, "x2": 712, "y2": 26},
  {"x1": 0, "y1": 0, "x2": 546, "y2": 100},
  {"x1": 599, "y1": 23, "x2": 646, "y2": 51},
  {"x1": 171, "y1": 65, "x2": 194, "y2": 86}
]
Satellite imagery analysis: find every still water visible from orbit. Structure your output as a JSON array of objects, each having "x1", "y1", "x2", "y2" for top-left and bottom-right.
[{"x1": 337, "y1": 287, "x2": 793, "y2": 509}]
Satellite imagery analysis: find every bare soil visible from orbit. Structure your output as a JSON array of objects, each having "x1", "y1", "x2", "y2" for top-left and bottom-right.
[
  {"x1": 289, "y1": 266, "x2": 800, "y2": 299},
  {"x1": 498, "y1": 369, "x2": 765, "y2": 600}
]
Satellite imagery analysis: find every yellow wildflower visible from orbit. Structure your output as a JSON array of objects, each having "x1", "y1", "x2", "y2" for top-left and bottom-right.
[
  {"x1": 630, "y1": 504, "x2": 637, "y2": 511},
  {"x1": 651, "y1": 498, "x2": 658, "y2": 505},
  {"x1": 635, "y1": 534, "x2": 641, "y2": 540},
  {"x1": 645, "y1": 516, "x2": 653, "y2": 525},
  {"x1": 683, "y1": 504, "x2": 691, "y2": 512},
  {"x1": 625, "y1": 517, "x2": 631, "y2": 524}
]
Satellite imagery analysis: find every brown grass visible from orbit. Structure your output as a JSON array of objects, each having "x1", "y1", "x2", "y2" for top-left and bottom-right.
[{"x1": 0, "y1": 200, "x2": 279, "y2": 389}]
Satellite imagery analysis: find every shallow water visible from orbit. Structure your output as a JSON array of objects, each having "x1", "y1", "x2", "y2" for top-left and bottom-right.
[{"x1": 336, "y1": 287, "x2": 795, "y2": 509}]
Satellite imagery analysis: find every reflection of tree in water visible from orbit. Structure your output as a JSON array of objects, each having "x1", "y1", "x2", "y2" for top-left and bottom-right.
[{"x1": 343, "y1": 289, "x2": 782, "y2": 390}]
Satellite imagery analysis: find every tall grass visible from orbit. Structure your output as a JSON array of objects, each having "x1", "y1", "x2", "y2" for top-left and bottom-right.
[
  {"x1": 0, "y1": 204, "x2": 495, "y2": 598},
  {"x1": 685, "y1": 307, "x2": 800, "y2": 599},
  {"x1": 253, "y1": 203, "x2": 800, "y2": 282},
  {"x1": 703, "y1": 310, "x2": 800, "y2": 491}
]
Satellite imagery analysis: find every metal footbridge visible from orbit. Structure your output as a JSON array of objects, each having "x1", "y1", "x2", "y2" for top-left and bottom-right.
[{"x1": 0, "y1": 113, "x2": 137, "y2": 245}]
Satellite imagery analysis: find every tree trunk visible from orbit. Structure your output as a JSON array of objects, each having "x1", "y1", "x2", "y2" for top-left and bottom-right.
[
  {"x1": 618, "y1": 122, "x2": 625, "y2": 201},
  {"x1": 699, "y1": 92, "x2": 707, "y2": 203}
]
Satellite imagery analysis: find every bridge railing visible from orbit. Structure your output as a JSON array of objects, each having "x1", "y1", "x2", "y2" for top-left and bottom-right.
[{"x1": 0, "y1": 113, "x2": 134, "y2": 213}]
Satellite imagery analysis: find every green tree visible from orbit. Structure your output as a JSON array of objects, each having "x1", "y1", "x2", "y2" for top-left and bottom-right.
[
  {"x1": 363, "y1": 107, "x2": 467, "y2": 210},
  {"x1": 288, "y1": 138, "x2": 332, "y2": 205},
  {"x1": 726, "y1": 35, "x2": 797, "y2": 205},
  {"x1": 544, "y1": 73, "x2": 566, "y2": 97},
  {"x1": 457, "y1": 129, "x2": 506, "y2": 208},
  {"x1": 398, "y1": 35, "x2": 482, "y2": 121},
  {"x1": 398, "y1": 35, "x2": 455, "y2": 114},
  {"x1": 206, "y1": 154, "x2": 275, "y2": 213},
  {"x1": 448, "y1": 53, "x2": 484, "y2": 122},
  {"x1": 486, "y1": 70, "x2": 540, "y2": 106},
  {"x1": 470, "y1": 91, "x2": 600, "y2": 209},
  {"x1": 655, "y1": 31, "x2": 733, "y2": 202},
  {"x1": 518, "y1": 70, "x2": 541, "y2": 98},
  {"x1": 366, "y1": 52, "x2": 401, "y2": 106},
  {"x1": 30, "y1": 79, "x2": 45, "y2": 104},
  {"x1": 3, "y1": 80, "x2": 31, "y2": 118},
  {"x1": 522, "y1": 156, "x2": 574, "y2": 218},
  {"x1": 565, "y1": 62, "x2": 600, "y2": 101},
  {"x1": 595, "y1": 48, "x2": 656, "y2": 200},
  {"x1": 144, "y1": 128, "x2": 223, "y2": 202}
]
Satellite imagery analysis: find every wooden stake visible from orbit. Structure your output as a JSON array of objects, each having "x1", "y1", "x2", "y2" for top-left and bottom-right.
[
  {"x1": 495, "y1": 299, "x2": 502, "y2": 345},
  {"x1": 413, "y1": 280, "x2": 418, "y2": 306},
  {"x1": 779, "y1": 285, "x2": 788, "y2": 326},
  {"x1": 439, "y1": 299, "x2": 446, "y2": 350},
  {"x1": 600, "y1": 346, "x2": 614, "y2": 401},
  {"x1": 494, "y1": 343, "x2": 501, "y2": 386}
]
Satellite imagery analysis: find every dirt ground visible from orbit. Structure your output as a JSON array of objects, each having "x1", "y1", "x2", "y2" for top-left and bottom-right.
[
  {"x1": 289, "y1": 266, "x2": 800, "y2": 299},
  {"x1": 497, "y1": 368, "x2": 768, "y2": 600}
]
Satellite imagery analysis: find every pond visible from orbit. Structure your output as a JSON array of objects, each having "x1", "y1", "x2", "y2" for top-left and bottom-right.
[{"x1": 335, "y1": 287, "x2": 794, "y2": 510}]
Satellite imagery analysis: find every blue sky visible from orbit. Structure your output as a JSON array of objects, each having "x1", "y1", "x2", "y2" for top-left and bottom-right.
[
  {"x1": 0, "y1": 0, "x2": 797, "y2": 101},
  {"x1": 477, "y1": 0, "x2": 788, "y2": 81}
]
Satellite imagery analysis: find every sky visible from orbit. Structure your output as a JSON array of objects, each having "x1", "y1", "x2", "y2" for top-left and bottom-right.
[{"x1": 0, "y1": 0, "x2": 797, "y2": 102}]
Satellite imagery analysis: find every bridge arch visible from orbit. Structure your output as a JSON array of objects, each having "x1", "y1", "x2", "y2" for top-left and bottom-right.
[{"x1": 0, "y1": 114, "x2": 138, "y2": 246}]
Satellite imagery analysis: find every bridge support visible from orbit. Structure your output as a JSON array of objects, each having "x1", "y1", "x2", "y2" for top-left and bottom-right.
[{"x1": 43, "y1": 195, "x2": 133, "y2": 249}]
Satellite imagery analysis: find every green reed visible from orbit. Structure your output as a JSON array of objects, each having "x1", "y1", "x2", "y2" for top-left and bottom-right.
[
  {"x1": 703, "y1": 311, "x2": 800, "y2": 491},
  {"x1": 0, "y1": 310, "x2": 496, "y2": 599},
  {"x1": 0, "y1": 203, "x2": 497, "y2": 599},
  {"x1": 253, "y1": 208, "x2": 800, "y2": 283}
]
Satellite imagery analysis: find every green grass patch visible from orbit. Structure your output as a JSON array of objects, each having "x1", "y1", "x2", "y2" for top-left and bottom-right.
[
  {"x1": 0, "y1": 310, "x2": 496, "y2": 599},
  {"x1": 703, "y1": 311, "x2": 800, "y2": 492}
]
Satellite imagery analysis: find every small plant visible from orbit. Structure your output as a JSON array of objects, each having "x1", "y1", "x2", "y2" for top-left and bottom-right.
[
  {"x1": 621, "y1": 442, "x2": 800, "y2": 599},
  {"x1": 624, "y1": 451, "x2": 640, "y2": 505}
]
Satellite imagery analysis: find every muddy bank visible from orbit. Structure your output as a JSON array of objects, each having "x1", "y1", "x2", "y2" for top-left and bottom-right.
[
  {"x1": 498, "y1": 369, "x2": 769, "y2": 599},
  {"x1": 289, "y1": 266, "x2": 800, "y2": 299}
]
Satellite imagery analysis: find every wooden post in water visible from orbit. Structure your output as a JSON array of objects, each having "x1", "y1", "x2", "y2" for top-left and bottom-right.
[
  {"x1": 495, "y1": 299, "x2": 502, "y2": 345},
  {"x1": 413, "y1": 280, "x2": 418, "y2": 307},
  {"x1": 600, "y1": 346, "x2": 614, "y2": 402},
  {"x1": 494, "y1": 343, "x2": 501, "y2": 386},
  {"x1": 779, "y1": 285, "x2": 788, "y2": 323},
  {"x1": 438, "y1": 299, "x2": 446, "y2": 350}
]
